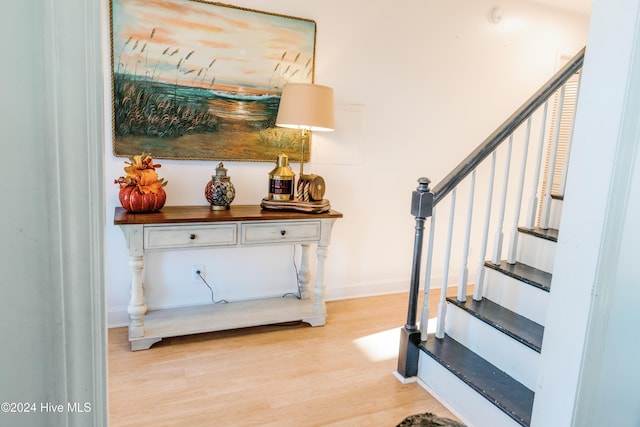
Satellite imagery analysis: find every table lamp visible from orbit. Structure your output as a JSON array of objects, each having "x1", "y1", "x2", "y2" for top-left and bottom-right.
[{"x1": 275, "y1": 83, "x2": 334, "y2": 202}]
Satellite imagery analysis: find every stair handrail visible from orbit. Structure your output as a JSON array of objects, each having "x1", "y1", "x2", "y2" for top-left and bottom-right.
[
  {"x1": 433, "y1": 47, "x2": 585, "y2": 206},
  {"x1": 396, "y1": 46, "x2": 585, "y2": 380}
]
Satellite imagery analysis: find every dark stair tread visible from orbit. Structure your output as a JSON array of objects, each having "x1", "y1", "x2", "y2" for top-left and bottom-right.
[
  {"x1": 420, "y1": 333, "x2": 533, "y2": 427},
  {"x1": 447, "y1": 296, "x2": 544, "y2": 352},
  {"x1": 518, "y1": 226, "x2": 558, "y2": 242},
  {"x1": 485, "y1": 260, "x2": 552, "y2": 292}
]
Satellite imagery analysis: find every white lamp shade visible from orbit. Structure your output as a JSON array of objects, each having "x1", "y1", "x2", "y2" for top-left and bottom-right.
[{"x1": 276, "y1": 83, "x2": 335, "y2": 131}]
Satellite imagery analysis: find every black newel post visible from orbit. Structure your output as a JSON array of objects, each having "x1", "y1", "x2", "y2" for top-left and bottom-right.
[{"x1": 397, "y1": 177, "x2": 433, "y2": 379}]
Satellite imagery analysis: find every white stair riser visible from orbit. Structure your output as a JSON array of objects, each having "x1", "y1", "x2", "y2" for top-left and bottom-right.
[
  {"x1": 515, "y1": 232, "x2": 556, "y2": 274},
  {"x1": 445, "y1": 303, "x2": 540, "y2": 390},
  {"x1": 483, "y1": 267, "x2": 549, "y2": 326},
  {"x1": 548, "y1": 197, "x2": 563, "y2": 230},
  {"x1": 418, "y1": 354, "x2": 523, "y2": 427}
]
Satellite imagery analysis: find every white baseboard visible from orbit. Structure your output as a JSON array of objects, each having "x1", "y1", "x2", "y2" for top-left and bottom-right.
[
  {"x1": 324, "y1": 279, "x2": 411, "y2": 301},
  {"x1": 393, "y1": 370, "x2": 418, "y2": 384},
  {"x1": 324, "y1": 274, "x2": 454, "y2": 302},
  {"x1": 108, "y1": 309, "x2": 130, "y2": 328}
]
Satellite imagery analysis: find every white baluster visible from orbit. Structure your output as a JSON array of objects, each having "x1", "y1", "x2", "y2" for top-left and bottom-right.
[
  {"x1": 525, "y1": 101, "x2": 549, "y2": 230},
  {"x1": 420, "y1": 208, "x2": 436, "y2": 341},
  {"x1": 474, "y1": 151, "x2": 497, "y2": 301},
  {"x1": 507, "y1": 118, "x2": 532, "y2": 264},
  {"x1": 492, "y1": 135, "x2": 513, "y2": 265},
  {"x1": 541, "y1": 85, "x2": 566, "y2": 229},
  {"x1": 436, "y1": 189, "x2": 456, "y2": 339},
  {"x1": 457, "y1": 171, "x2": 476, "y2": 302}
]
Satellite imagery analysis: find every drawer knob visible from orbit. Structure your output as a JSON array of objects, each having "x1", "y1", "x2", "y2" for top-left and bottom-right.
[
  {"x1": 280, "y1": 230, "x2": 286, "y2": 236},
  {"x1": 189, "y1": 233, "x2": 197, "y2": 240}
]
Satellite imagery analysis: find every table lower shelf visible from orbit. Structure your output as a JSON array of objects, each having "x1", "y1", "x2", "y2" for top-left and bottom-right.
[{"x1": 129, "y1": 297, "x2": 326, "y2": 351}]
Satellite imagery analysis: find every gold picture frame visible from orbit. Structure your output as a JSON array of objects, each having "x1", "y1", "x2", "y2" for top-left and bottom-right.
[{"x1": 110, "y1": 0, "x2": 316, "y2": 161}]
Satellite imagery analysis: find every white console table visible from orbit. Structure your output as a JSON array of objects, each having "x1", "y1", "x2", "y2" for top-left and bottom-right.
[{"x1": 114, "y1": 205, "x2": 342, "y2": 350}]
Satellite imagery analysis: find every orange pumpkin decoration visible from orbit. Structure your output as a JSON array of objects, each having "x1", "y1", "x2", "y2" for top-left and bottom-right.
[
  {"x1": 115, "y1": 153, "x2": 168, "y2": 213},
  {"x1": 119, "y1": 186, "x2": 166, "y2": 213}
]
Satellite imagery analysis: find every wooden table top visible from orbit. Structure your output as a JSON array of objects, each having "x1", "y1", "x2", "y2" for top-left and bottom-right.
[{"x1": 114, "y1": 205, "x2": 343, "y2": 225}]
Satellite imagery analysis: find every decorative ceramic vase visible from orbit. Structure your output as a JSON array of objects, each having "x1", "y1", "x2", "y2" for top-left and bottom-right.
[
  {"x1": 205, "y1": 162, "x2": 236, "y2": 210},
  {"x1": 119, "y1": 186, "x2": 166, "y2": 213}
]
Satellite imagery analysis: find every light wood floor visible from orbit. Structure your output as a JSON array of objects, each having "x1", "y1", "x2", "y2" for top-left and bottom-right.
[{"x1": 108, "y1": 291, "x2": 459, "y2": 426}]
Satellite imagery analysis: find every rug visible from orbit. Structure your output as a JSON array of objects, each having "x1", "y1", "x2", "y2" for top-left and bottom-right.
[{"x1": 396, "y1": 412, "x2": 466, "y2": 427}]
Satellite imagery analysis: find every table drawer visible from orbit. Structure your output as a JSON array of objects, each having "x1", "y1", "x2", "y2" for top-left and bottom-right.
[
  {"x1": 144, "y1": 224, "x2": 237, "y2": 249},
  {"x1": 241, "y1": 221, "x2": 320, "y2": 244}
]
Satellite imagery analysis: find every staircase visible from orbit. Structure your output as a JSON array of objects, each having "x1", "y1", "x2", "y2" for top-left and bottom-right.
[
  {"x1": 396, "y1": 48, "x2": 585, "y2": 427},
  {"x1": 418, "y1": 217, "x2": 558, "y2": 427}
]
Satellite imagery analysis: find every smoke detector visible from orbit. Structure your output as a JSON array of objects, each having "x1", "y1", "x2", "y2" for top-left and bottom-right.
[{"x1": 489, "y1": 7, "x2": 504, "y2": 24}]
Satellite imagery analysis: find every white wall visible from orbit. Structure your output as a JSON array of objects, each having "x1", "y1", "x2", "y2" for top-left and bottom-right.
[
  {"x1": 104, "y1": 0, "x2": 590, "y2": 326},
  {"x1": 533, "y1": 0, "x2": 640, "y2": 425}
]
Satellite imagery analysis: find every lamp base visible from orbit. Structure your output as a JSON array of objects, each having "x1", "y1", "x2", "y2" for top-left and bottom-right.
[{"x1": 260, "y1": 197, "x2": 331, "y2": 213}]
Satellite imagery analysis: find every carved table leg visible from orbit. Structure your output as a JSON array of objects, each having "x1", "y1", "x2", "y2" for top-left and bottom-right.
[
  {"x1": 313, "y1": 243, "x2": 329, "y2": 318},
  {"x1": 127, "y1": 254, "x2": 147, "y2": 339},
  {"x1": 119, "y1": 225, "x2": 148, "y2": 343},
  {"x1": 305, "y1": 219, "x2": 337, "y2": 326},
  {"x1": 298, "y1": 244, "x2": 311, "y2": 299}
]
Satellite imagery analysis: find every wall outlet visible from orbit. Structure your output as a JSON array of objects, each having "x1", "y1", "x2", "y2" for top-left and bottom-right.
[{"x1": 192, "y1": 265, "x2": 205, "y2": 283}]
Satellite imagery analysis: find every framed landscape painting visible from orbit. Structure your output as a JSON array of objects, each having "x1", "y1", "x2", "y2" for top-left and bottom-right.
[{"x1": 110, "y1": 0, "x2": 316, "y2": 161}]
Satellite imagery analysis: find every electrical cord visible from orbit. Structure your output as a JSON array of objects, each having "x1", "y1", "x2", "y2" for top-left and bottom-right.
[
  {"x1": 196, "y1": 271, "x2": 229, "y2": 304},
  {"x1": 195, "y1": 244, "x2": 302, "y2": 302},
  {"x1": 281, "y1": 244, "x2": 302, "y2": 299}
]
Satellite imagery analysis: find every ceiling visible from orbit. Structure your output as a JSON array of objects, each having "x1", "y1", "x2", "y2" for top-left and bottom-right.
[{"x1": 528, "y1": 0, "x2": 592, "y2": 15}]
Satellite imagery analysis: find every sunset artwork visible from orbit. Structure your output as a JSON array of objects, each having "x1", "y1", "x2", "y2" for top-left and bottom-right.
[{"x1": 110, "y1": 0, "x2": 316, "y2": 161}]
